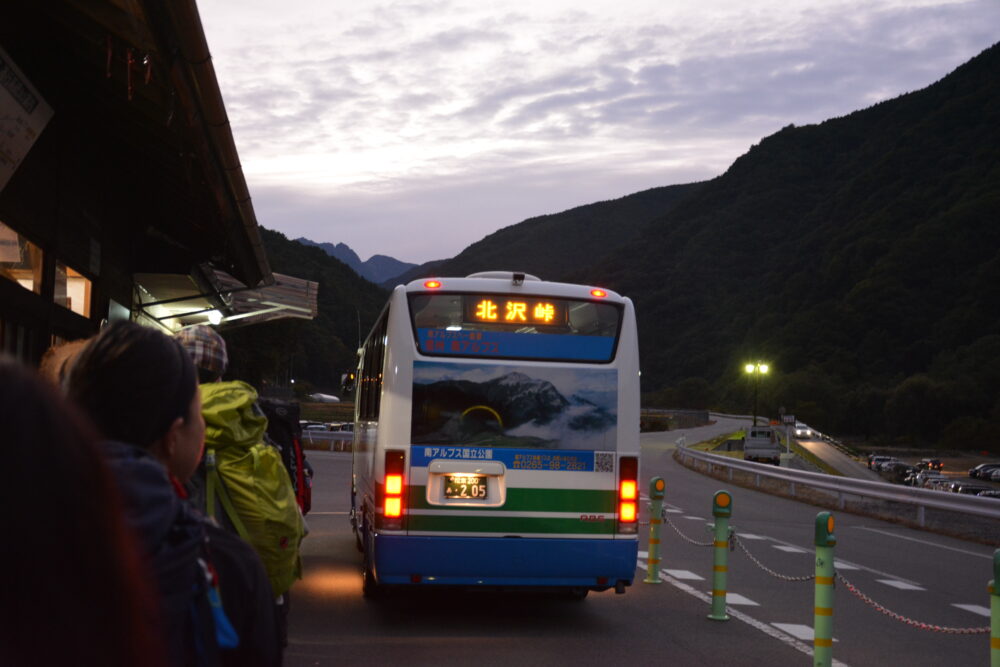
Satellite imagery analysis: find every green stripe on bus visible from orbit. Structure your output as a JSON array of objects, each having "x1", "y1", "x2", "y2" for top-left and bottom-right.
[
  {"x1": 406, "y1": 514, "x2": 615, "y2": 534},
  {"x1": 407, "y1": 486, "x2": 616, "y2": 512}
]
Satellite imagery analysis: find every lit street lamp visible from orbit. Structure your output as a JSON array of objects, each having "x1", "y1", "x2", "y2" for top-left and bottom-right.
[{"x1": 744, "y1": 362, "x2": 769, "y2": 427}]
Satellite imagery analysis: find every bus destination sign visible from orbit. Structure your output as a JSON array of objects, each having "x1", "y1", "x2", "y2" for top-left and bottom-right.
[{"x1": 466, "y1": 296, "x2": 565, "y2": 326}]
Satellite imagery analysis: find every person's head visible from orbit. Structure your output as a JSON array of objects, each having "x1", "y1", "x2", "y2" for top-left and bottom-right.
[
  {"x1": 38, "y1": 337, "x2": 89, "y2": 388},
  {"x1": 0, "y1": 358, "x2": 165, "y2": 667},
  {"x1": 67, "y1": 321, "x2": 205, "y2": 482},
  {"x1": 175, "y1": 324, "x2": 229, "y2": 383}
]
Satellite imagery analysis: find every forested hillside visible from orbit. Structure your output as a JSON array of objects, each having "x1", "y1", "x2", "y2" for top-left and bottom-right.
[
  {"x1": 585, "y1": 42, "x2": 1000, "y2": 447},
  {"x1": 222, "y1": 228, "x2": 388, "y2": 395}
]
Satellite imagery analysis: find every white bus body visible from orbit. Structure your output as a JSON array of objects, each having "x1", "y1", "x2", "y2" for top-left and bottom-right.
[{"x1": 351, "y1": 272, "x2": 640, "y2": 595}]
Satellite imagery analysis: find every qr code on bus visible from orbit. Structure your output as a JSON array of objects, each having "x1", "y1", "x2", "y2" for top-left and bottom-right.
[{"x1": 594, "y1": 452, "x2": 614, "y2": 473}]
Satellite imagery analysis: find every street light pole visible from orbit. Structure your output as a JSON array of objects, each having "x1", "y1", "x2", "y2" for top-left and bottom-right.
[{"x1": 744, "y1": 362, "x2": 769, "y2": 427}]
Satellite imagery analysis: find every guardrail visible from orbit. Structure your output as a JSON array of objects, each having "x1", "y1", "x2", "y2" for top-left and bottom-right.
[
  {"x1": 675, "y1": 446, "x2": 1000, "y2": 527},
  {"x1": 301, "y1": 429, "x2": 353, "y2": 451}
]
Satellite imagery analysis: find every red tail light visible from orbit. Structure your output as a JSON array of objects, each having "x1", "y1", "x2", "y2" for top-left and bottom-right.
[
  {"x1": 618, "y1": 456, "x2": 638, "y2": 533},
  {"x1": 382, "y1": 450, "x2": 405, "y2": 529}
]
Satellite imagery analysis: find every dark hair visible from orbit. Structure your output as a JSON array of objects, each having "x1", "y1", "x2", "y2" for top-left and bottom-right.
[
  {"x1": 67, "y1": 321, "x2": 197, "y2": 449},
  {"x1": 0, "y1": 359, "x2": 166, "y2": 667},
  {"x1": 198, "y1": 366, "x2": 222, "y2": 384}
]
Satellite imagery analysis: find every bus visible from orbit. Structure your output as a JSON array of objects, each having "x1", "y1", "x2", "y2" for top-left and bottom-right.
[{"x1": 351, "y1": 271, "x2": 640, "y2": 597}]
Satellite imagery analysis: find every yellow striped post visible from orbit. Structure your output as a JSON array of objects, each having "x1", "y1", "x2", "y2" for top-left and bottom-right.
[
  {"x1": 814, "y1": 512, "x2": 836, "y2": 667},
  {"x1": 990, "y1": 549, "x2": 999, "y2": 667},
  {"x1": 644, "y1": 477, "x2": 666, "y2": 584},
  {"x1": 708, "y1": 490, "x2": 732, "y2": 621}
]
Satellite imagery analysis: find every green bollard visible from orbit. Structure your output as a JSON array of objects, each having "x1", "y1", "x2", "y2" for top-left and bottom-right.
[
  {"x1": 991, "y1": 549, "x2": 999, "y2": 667},
  {"x1": 707, "y1": 490, "x2": 733, "y2": 621},
  {"x1": 814, "y1": 512, "x2": 836, "y2": 667},
  {"x1": 644, "y1": 477, "x2": 666, "y2": 584}
]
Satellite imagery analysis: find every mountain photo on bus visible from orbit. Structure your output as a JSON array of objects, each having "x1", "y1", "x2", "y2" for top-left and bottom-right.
[{"x1": 411, "y1": 361, "x2": 617, "y2": 450}]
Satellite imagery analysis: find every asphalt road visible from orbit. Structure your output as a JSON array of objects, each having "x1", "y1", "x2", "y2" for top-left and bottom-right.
[{"x1": 285, "y1": 428, "x2": 997, "y2": 667}]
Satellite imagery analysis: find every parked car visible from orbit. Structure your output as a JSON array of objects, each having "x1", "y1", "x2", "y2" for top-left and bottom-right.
[
  {"x1": 868, "y1": 454, "x2": 893, "y2": 469},
  {"x1": 988, "y1": 468, "x2": 1000, "y2": 482},
  {"x1": 925, "y1": 478, "x2": 953, "y2": 491},
  {"x1": 951, "y1": 482, "x2": 994, "y2": 495},
  {"x1": 915, "y1": 470, "x2": 948, "y2": 488},
  {"x1": 976, "y1": 490, "x2": 1000, "y2": 498},
  {"x1": 875, "y1": 457, "x2": 901, "y2": 472},
  {"x1": 968, "y1": 462, "x2": 1000, "y2": 479},
  {"x1": 916, "y1": 458, "x2": 944, "y2": 471}
]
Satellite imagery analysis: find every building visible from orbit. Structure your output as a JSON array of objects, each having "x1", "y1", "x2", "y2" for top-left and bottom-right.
[{"x1": 1, "y1": 0, "x2": 314, "y2": 363}]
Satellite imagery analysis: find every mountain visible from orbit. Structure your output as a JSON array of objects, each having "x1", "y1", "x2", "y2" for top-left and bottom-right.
[
  {"x1": 400, "y1": 183, "x2": 704, "y2": 283},
  {"x1": 582, "y1": 42, "x2": 1000, "y2": 447},
  {"x1": 295, "y1": 237, "x2": 416, "y2": 284}
]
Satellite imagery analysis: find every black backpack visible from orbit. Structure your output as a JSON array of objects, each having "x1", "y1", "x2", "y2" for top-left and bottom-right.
[{"x1": 257, "y1": 397, "x2": 313, "y2": 515}]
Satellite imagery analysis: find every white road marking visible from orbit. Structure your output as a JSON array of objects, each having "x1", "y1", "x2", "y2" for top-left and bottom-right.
[
  {"x1": 773, "y1": 545, "x2": 807, "y2": 553},
  {"x1": 713, "y1": 592, "x2": 759, "y2": 606},
  {"x1": 762, "y1": 534, "x2": 921, "y2": 585},
  {"x1": 833, "y1": 561, "x2": 859, "y2": 570},
  {"x1": 683, "y1": 515, "x2": 706, "y2": 521},
  {"x1": 665, "y1": 509, "x2": 684, "y2": 514},
  {"x1": 638, "y1": 550, "x2": 648, "y2": 558},
  {"x1": 855, "y1": 527, "x2": 994, "y2": 559},
  {"x1": 660, "y1": 573, "x2": 849, "y2": 667},
  {"x1": 952, "y1": 604, "x2": 990, "y2": 617},
  {"x1": 663, "y1": 569, "x2": 703, "y2": 581},
  {"x1": 771, "y1": 623, "x2": 838, "y2": 643},
  {"x1": 877, "y1": 579, "x2": 925, "y2": 591},
  {"x1": 736, "y1": 532, "x2": 767, "y2": 540}
]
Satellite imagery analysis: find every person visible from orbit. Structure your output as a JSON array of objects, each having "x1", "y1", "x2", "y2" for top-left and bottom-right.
[
  {"x1": 66, "y1": 321, "x2": 279, "y2": 667},
  {"x1": 0, "y1": 358, "x2": 166, "y2": 667},
  {"x1": 175, "y1": 324, "x2": 305, "y2": 651}
]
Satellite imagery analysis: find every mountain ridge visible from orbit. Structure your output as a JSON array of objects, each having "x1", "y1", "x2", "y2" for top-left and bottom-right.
[{"x1": 295, "y1": 237, "x2": 417, "y2": 284}]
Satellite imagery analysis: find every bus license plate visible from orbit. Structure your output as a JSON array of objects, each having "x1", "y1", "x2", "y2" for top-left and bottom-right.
[{"x1": 444, "y1": 474, "x2": 488, "y2": 500}]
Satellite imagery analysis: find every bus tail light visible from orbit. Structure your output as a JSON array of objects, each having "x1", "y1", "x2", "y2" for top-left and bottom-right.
[
  {"x1": 618, "y1": 456, "x2": 638, "y2": 533},
  {"x1": 382, "y1": 450, "x2": 406, "y2": 529}
]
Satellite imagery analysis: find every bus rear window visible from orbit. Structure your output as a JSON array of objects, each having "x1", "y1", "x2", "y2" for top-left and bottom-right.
[{"x1": 409, "y1": 293, "x2": 622, "y2": 362}]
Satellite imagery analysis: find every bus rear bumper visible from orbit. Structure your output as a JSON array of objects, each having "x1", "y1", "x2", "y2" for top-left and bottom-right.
[{"x1": 372, "y1": 535, "x2": 638, "y2": 589}]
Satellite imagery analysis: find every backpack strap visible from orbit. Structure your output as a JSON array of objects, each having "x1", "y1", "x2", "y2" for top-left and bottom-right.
[{"x1": 205, "y1": 447, "x2": 251, "y2": 541}]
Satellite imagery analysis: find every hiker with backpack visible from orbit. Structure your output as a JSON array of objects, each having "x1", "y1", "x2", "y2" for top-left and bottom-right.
[
  {"x1": 66, "y1": 322, "x2": 279, "y2": 667},
  {"x1": 175, "y1": 325, "x2": 307, "y2": 653}
]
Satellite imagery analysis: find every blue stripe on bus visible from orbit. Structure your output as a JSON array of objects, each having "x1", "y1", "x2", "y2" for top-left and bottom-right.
[
  {"x1": 410, "y1": 446, "x2": 607, "y2": 472},
  {"x1": 373, "y1": 535, "x2": 637, "y2": 587},
  {"x1": 417, "y1": 328, "x2": 616, "y2": 361}
]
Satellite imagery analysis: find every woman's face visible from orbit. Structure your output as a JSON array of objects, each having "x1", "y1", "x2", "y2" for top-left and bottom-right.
[{"x1": 169, "y1": 384, "x2": 206, "y2": 483}]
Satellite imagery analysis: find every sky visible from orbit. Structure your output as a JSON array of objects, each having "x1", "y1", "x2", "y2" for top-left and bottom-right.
[{"x1": 198, "y1": 0, "x2": 1000, "y2": 265}]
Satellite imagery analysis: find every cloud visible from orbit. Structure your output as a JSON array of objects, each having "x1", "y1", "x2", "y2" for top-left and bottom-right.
[{"x1": 197, "y1": 0, "x2": 1000, "y2": 262}]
